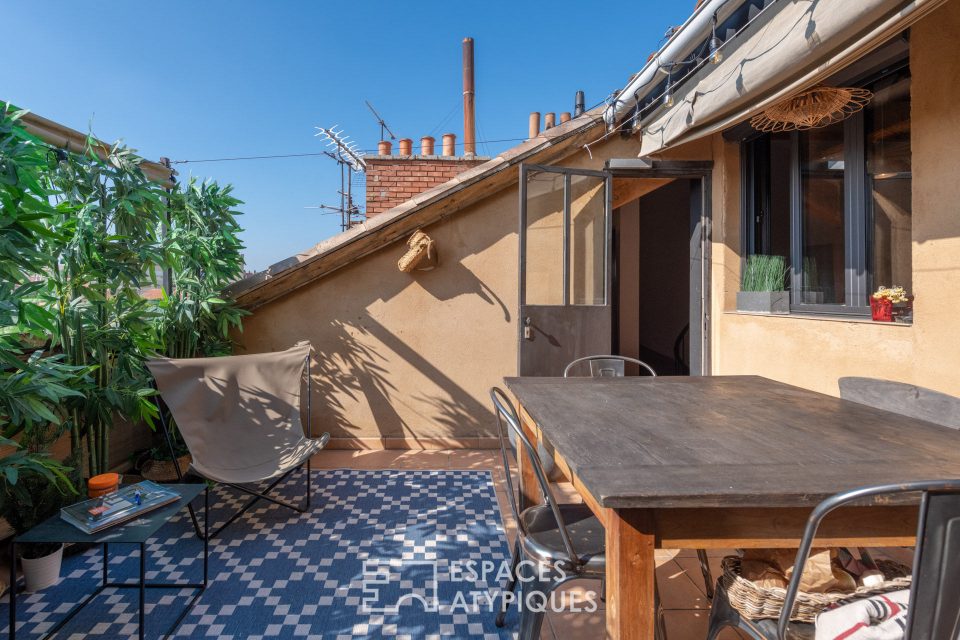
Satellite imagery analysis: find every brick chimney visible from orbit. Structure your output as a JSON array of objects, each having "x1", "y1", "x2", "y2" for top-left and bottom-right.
[{"x1": 364, "y1": 135, "x2": 487, "y2": 217}]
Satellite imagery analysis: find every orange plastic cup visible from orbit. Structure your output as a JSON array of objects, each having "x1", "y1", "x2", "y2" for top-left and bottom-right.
[{"x1": 87, "y1": 473, "x2": 120, "y2": 498}]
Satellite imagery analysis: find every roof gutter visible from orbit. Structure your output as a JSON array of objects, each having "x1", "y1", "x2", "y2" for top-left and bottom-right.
[{"x1": 602, "y1": 0, "x2": 749, "y2": 127}]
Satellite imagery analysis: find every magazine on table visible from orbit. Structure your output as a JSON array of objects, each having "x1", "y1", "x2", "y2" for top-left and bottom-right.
[{"x1": 60, "y1": 481, "x2": 182, "y2": 534}]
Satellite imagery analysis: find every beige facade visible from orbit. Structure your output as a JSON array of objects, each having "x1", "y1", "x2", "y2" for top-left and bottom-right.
[{"x1": 238, "y1": 1, "x2": 960, "y2": 447}]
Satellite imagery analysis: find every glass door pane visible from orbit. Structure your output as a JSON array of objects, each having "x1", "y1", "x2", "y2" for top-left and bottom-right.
[
  {"x1": 524, "y1": 170, "x2": 565, "y2": 305},
  {"x1": 568, "y1": 174, "x2": 607, "y2": 305}
]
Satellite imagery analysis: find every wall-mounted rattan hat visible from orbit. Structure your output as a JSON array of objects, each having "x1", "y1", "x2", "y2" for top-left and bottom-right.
[{"x1": 750, "y1": 86, "x2": 873, "y2": 133}]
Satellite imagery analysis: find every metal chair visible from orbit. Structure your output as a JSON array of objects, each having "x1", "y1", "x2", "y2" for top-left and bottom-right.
[
  {"x1": 565, "y1": 355, "x2": 716, "y2": 602},
  {"x1": 839, "y1": 376, "x2": 960, "y2": 430},
  {"x1": 490, "y1": 388, "x2": 615, "y2": 639},
  {"x1": 563, "y1": 354, "x2": 657, "y2": 378},
  {"x1": 706, "y1": 479, "x2": 960, "y2": 640}
]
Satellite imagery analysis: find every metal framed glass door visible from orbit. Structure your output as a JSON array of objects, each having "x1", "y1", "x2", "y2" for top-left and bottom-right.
[{"x1": 518, "y1": 164, "x2": 612, "y2": 376}]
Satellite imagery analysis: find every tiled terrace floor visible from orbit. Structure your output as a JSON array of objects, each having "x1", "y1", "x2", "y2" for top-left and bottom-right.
[{"x1": 311, "y1": 449, "x2": 747, "y2": 640}]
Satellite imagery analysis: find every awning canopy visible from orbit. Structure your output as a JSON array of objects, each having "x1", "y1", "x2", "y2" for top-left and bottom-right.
[{"x1": 638, "y1": 0, "x2": 947, "y2": 157}]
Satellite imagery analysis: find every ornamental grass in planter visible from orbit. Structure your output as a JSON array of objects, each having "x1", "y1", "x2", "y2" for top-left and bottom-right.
[{"x1": 737, "y1": 255, "x2": 789, "y2": 314}]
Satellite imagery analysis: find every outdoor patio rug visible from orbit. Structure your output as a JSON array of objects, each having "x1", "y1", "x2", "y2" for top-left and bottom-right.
[{"x1": 1, "y1": 469, "x2": 518, "y2": 639}]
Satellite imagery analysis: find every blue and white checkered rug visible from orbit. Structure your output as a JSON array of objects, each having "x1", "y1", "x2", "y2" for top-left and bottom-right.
[{"x1": 2, "y1": 469, "x2": 517, "y2": 639}]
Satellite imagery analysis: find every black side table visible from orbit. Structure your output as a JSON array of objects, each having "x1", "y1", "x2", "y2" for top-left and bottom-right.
[{"x1": 9, "y1": 484, "x2": 208, "y2": 640}]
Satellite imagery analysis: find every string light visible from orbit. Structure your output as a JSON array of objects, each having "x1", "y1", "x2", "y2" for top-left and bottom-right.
[{"x1": 709, "y1": 12, "x2": 724, "y2": 65}]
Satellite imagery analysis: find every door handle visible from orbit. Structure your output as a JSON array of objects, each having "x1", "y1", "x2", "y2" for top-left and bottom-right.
[{"x1": 523, "y1": 317, "x2": 533, "y2": 340}]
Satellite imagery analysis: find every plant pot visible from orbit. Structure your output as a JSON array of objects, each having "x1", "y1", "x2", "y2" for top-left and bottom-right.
[
  {"x1": 141, "y1": 454, "x2": 192, "y2": 482},
  {"x1": 737, "y1": 291, "x2": 789, "y2": 314},
  {"x1": 870, "y1": 297, "x2": 894, "y2": 322},
  {"x1": 21, "y1": 543, "x2": 63, "y2": 592}
]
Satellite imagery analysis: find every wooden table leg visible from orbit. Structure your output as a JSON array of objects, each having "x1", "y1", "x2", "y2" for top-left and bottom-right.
[
  {"x1": 606, "y1": 508, "x2": 656, "y2": 640},
  {"x1": 516, "y1": 403, "x2": 544, "y2": 511}
]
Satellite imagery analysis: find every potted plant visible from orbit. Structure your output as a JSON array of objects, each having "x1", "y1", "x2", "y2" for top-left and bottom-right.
[
  {"x1": 737, "y1": 255, "x2": 789, "y2": 314},
  {"x1": 0, "y1": 438, "x2": 77, "y2": 592},
  {"x1": 870, "y1": 286, "x2": 912, "y2": 322}
]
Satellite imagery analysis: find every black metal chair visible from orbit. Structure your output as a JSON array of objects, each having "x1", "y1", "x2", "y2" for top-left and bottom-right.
[
  {"x1": 839, "y1": 376, "x2": 960, "y2": 431},
  {"x1": 490, "y1": 388, "x2": 614, "y2": 640},
  {"x1": 706, "y1": 479, "x2": 960, "y2": 640},
  {"x1": 565, "y1": 355, "x2": 716, "y2": 603}
]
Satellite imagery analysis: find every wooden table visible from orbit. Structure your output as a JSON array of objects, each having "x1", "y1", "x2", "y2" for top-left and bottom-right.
[{"x1": 503, "y1": 375, "x2": 960, "y2": 640}]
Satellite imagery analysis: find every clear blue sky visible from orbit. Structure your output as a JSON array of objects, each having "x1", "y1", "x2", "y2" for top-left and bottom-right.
[{"x1": 3, "y1": 1, "x2": 692, "y2": 271}]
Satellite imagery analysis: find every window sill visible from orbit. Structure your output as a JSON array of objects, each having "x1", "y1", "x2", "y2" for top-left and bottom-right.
[{"x1": 727, "y1": 310, "x2": 913, "y2": 326}]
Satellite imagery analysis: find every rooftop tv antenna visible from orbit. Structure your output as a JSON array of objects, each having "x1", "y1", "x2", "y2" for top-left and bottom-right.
[
  {"x1": 365, "y1": 100, "x2": 397, "y2": 142},
  {"x1": 311, "y1": 125, "x2": 366, "y2": 231}
]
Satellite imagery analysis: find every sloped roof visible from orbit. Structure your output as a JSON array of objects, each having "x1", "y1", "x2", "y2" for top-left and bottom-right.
[{"x1": 227, "y1": 108, "x2": 606, "y2": 310}]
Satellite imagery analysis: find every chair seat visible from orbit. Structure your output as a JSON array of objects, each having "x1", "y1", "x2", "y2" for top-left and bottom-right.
[
  {"x1": 519, "y1": 503, "x2": 605, "y2": 575},
  {"x1": 191, "y1": 433, "x2": 329, "y2": 484}
]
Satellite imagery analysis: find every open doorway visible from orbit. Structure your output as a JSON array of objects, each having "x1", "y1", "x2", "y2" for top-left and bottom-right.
[{"x1": 614, "y1": 177, "x2": 705, "y2": 376}]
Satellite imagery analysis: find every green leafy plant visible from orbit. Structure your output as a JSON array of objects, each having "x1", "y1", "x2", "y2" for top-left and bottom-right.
[
  {"x1": 741, "y1": 254, "x2": 788, "y2": 292},
  {"x1": 1, "y1": 102, "x2": 247, "y2": 484}
]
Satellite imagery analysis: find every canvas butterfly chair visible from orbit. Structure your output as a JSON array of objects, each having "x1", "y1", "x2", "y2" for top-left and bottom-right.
[{"x1": 147, "y1": 342, "x2": 330, "y2": 539}]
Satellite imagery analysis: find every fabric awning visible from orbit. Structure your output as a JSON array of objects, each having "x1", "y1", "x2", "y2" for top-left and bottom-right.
[{"x1": 638, "y1": 0, "x2": 947, "y2": 157}]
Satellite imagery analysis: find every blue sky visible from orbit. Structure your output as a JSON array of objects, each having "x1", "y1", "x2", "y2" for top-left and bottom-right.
[{"x1": 3, "y1": 1, "x2": 692, "y2": 271}]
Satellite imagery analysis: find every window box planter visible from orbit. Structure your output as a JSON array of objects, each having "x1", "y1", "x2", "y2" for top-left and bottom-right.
[{"x1": 737, "y1": 291, "x2": 789, "y2": 314}]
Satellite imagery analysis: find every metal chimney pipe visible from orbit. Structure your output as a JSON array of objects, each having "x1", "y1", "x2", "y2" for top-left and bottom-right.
[
  {"x1": 421, "y1": 136, "x2": 435, "y2": 156},
  {"x1": 442, "y1": 133, "x2": 456, "y2": 156},
  {"x1": 378, "y1": 140, "x2": 392, "y2": 155},
  {"x1": 559, "y1": 112, "x2": 571, "y2": 124},
  {"x1": 462, "y1": 37, "x2": 476, "y2": 157},
  {"x1": 528, "y1": 112, "x2": 541, "y2": 139},
  {"x1": 398, "y1": 138, "x2": 413, "y2": 156},
  {"x1": 574, "y1": 90, "x2": 586, "y2": 117},
  {"x1": 544, "y1": 112, "x2": 556, "y2": 130}
]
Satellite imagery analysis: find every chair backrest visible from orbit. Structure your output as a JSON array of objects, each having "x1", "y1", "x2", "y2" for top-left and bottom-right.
[
  {"x1": 839, "y1": 377, "x2": 960, "y2": 430},
  {"x1": 563, "y1": 354, "x2": 657, "y2": 378},
  {"x1": 147, "y1": 343, "x2": 312, "y2": 472},
  {"x1": 777, "y1": 479, "x2": 960, "y2": 640},
  {"x1": 490, "y1": 387, "x2": 583, "y2": 570}
]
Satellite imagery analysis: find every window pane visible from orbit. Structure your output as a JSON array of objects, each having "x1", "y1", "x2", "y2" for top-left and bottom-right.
[
  {"x1": 867, "y1": 73, "x2": 911, "y2": 295},
  {"x1": 800, "y1": 122, "x2": 846, "y2": 305},
  {"x1": 525, "y1": 171, "x2": 565, "y2": 305},
  {"x1": 568, "y1": 174, "x2": 606, "y2": 305}
]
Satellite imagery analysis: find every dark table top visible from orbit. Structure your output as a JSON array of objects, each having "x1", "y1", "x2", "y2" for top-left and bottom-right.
[
  {"x1": 16, "y1": 484, "x2": 204, "y2": 545},
  {"x1": 504, "y1": 375, "x2": 960, "y2": 509}
]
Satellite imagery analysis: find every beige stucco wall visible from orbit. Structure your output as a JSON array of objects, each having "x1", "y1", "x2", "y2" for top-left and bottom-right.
[{"x1": 710, "y1": 1, "x2": 960, "y2": 398}]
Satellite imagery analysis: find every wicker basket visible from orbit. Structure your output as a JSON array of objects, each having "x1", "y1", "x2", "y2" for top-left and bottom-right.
[
  {"x1": 721, "y1": 556, "x2": 911, "y2": 623},
  {"x1": 141, "y1": 454, "x2": 192, "y2": 482}
]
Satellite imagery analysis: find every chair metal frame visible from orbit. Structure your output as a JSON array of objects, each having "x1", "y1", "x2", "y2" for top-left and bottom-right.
[
  {"x1": 154, "y1": 354, "x2": 321, "y2": 540},
  {"x1": 563, "y1": 354, "x2": 657, "y2": 378},
  {"x1": 491, "y1": 388, "x2": 613, "y2": 639},
  {"x1": 707, "y1": 479, "x2": 960, "y2": 640},
  {"x1": 776, "y1": 479, "x2": 960, "y2": 640}
]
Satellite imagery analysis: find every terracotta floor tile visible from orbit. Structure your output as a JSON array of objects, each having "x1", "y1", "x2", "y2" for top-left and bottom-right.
[
  {"x1": 663, "y1": 609, "x2": 710, "y2": 640},
  {"x1": 657, "y1": 560, "x2": 710, "y2": 610}
]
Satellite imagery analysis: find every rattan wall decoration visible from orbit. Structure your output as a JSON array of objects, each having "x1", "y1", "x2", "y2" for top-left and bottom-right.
[
  {"x1": 398, "y1": 230, "x2": 438, "y2": 273},
  {"x1": 750, "y1": 86, "x2": 873, "y2": 132}
]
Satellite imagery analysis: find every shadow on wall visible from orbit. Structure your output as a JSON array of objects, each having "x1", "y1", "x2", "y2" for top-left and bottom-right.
[{"x1": 309, "y1": 314, "x2": 497, "y2": 441}]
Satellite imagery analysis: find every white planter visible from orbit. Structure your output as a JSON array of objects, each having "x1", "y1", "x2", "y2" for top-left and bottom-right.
[{"x1": 21, "y1": 544, "x2": 63, "y2": 592}]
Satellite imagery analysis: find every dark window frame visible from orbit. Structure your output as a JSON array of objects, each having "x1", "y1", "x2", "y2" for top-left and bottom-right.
[{"x1": 741, "y1": 63, "x2": 910, "y2": 317}]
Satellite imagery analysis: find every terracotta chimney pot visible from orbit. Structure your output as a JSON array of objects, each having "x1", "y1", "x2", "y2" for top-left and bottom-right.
[
  {"x1": 442, "y1": 133, "x2": 456, "y2": 156},
  {"x1": 421, "y1": 136, "x2": 435, "y2": 156},
  {"x1": 378, "y1": 140, "x2": 392, "y2": 155},
  {"x1": 544, "y1": 112, "x2": 556, "y2": 130},
  {"x1": 398, "y1": 138, "x2": 413, "y2": 156},
  {"x1": 529, "y1": 112, "x2": 541, "y2": 139},
  {"x1": 560, "y1": 112, "x2": 571, "y2": 124}
]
